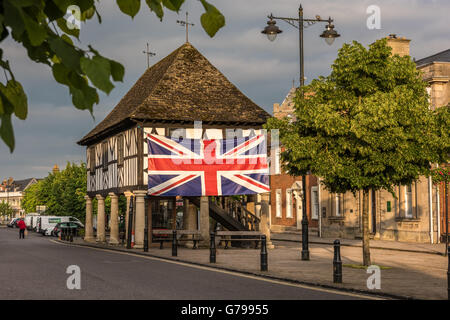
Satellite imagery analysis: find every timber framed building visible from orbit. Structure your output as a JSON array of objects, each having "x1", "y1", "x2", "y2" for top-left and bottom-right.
[{"x1": 77, "y1": 42, "x2": 272, "y2": 247}]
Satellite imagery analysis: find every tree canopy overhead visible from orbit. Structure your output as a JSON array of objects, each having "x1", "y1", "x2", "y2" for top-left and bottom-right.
[{"x1": 0, "y1": 0, "x2": 225, "y2": 152}]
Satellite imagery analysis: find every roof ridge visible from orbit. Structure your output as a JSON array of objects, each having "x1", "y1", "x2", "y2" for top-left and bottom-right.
[{"x1": 416, "y1": 48, "x2": 450, "y2": 64}]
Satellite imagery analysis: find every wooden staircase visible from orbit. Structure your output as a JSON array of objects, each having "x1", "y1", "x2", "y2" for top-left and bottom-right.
[{"x1": 187, "y1": 196, "x2": 260, "y2": 231}]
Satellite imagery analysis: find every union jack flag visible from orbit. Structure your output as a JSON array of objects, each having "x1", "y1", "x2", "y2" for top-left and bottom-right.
[{"x1": 147, "y1": 133, "x2": 270, "y2": 196}]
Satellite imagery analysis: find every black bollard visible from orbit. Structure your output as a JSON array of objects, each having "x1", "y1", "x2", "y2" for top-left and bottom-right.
[
  {"x1": 447, "y1": 245, "x2": 449, "y2": 300},
  {"x1": 144, "y1": 227, "x2": 148, "y2": 252},
  {"x1": 260, "y1": 235, "x2": 268, "y2": 271},
  {"x1": 333, "y1": 239, "x2": 342, "y2": 283},
  {"x1": 210, "y1": 232, "x2": 216, "y2": 263},
  {"x1": 69, "y1": 227, "x2": 73, "y2": 242},
  {"x1": 172, "y1": 230, "x2": 177, "y2": 257},
  {"x1": 62, "y1": 227, "x2": 66, "y2": 241}
]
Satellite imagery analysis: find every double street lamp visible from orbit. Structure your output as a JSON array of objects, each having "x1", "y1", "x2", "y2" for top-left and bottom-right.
[{"x1": 262, "y1": 4, "x2": 340, "y2": 261}]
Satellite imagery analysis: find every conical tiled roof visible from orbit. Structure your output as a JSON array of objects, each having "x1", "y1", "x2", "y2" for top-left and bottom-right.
[{"x1": 78, "y1": 42, "x2": 270, "y2": 145}]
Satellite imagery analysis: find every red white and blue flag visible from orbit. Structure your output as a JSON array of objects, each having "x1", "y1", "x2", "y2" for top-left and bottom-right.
[{"x1": 147, "y1": 133, "x2": 270, "y2": 196}]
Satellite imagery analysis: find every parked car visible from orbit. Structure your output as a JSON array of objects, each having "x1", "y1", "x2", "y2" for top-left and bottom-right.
[
  {"x1": 52, "y1": 221, "x2": 84, "y2": 237},
  {"x1": 7, "y1": 218, "x2": 20, "y2": 228}
]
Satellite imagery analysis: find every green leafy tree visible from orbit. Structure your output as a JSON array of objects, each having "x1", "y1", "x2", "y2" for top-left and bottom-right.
[
  {"x1": 22, "y1": 181, "x2": 43, "y2": 213},
  {"x1": 0, "y1": 201, "x2": 14, "y2": 218},
  {"x1": 0, "y1": 0, "x2": 225, "y2": 152},
  {"x1": 21, "y1": 162, "x2": 87, "y2": 222},
  {"x1": 266, "y1": 39, "x2": 449, "y2": 266}
]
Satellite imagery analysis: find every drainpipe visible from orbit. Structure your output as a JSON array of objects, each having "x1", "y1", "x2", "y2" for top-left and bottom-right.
[{"x1": 429, "y1": 176, "x2": 434, "y2": 244}]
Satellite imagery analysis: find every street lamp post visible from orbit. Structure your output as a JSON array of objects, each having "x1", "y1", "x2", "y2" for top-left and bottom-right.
[{"x1": 262, "y1": 4, "x2": 340, "y2": 261}]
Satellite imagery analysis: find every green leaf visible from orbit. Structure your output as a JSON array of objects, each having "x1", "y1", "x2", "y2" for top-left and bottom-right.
[
  {"x1": 69, "y1": 80, "x2": 99, "y2": 111},
  {"x1": 3, "y1": 1, "x2": 26, "y2": 39},
  {"x1": 109, "y1": 60, "x2": 125, "y2": 82},
  {"x1": 80, "y1": 55, "x2": 114, "y2": 94},
  {"x1": 49, "y1": 37, "x2": 81, "y2": 70},
  {"x1": 145, "y1": 0, "x2": 163, "y2": 20},
  {"x1": 117, "y1": 0, "x2": 141, "y2": 18},
  {"x1": 0, "y1": 97, "x2": 4, "y2": 116},
  {"x1": 162, "y1": 0, "x2": 184, "y2": 12},
  {"x1": 1, "y1": 80, "x2": 28, "y2": 120},
  {"x1": 52, "y1": 63, "x2": 70, "y2": 85},
  {"x1": 0, "y1": 113, "x2": 15, "y2": 152},
  {"x1": 22, "y1": 10, "x2": 47, "y2": 46},
  {"x1": 199, "y1": 0, "x2": 225, "y2": 37}
]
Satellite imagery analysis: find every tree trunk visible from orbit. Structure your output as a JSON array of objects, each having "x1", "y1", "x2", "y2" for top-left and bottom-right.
[{"x1": 362, "y1": 189, "x2": 371, "y2": 266}]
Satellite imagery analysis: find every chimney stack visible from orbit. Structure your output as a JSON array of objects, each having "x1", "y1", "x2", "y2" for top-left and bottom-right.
[{"x1": 386, "y1": 34, "x2": 411, "y2": 57}]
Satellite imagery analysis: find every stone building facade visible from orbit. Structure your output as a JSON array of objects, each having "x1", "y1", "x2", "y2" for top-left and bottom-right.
[
  {"x1": 319, "y1": 35, "x2": 449, "y2": 243},
  {"x1": 0, "y1": 177, "x2": 39, "y2": 219}
]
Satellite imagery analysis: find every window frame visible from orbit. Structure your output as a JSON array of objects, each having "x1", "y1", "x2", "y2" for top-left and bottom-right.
[
  {"x1": 286, "y1": 189, "x2": 293, "y2": 218},
  {"x1": 275, "y1": 189, "x2": 282, "y2": 218},
  {"x1": 311, "y1": 186, "x2": 319, "y2": 220}
]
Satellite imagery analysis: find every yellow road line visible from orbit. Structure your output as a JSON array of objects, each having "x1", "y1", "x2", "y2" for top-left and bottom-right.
[{"x1": 50, "y1": 240, "x2": 384, "y2": 300}]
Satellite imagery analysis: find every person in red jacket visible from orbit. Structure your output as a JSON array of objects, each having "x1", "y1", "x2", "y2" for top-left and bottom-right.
[{"x1": 17, "y1": 219, "x2": 26, "y2": 239}]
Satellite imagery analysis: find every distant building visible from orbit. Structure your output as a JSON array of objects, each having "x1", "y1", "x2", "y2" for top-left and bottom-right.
[{"x1": 0, "y1": 177, "x2": 39, "y2": 218}]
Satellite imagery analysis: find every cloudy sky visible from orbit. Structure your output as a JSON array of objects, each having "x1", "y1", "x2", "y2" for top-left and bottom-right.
[{"x1": 1, "y1": 0, "x2": 449, "y2": 180}]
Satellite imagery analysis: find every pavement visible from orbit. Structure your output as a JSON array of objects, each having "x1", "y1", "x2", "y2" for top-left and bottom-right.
[
  {"x1": 0, "y1": 228, "x2": 371, "y2": 300},
  {"x1": 270, "y1": 231, "x2": 448, "y2": 256},
  {"x1": 52, "y1": 233, "x2": 449, "y2": 300}
]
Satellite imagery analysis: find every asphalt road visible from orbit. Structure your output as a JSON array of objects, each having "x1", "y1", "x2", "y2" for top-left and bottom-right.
[{"x1": 0, "y1": 227, "x2": 370, "y2": 300}]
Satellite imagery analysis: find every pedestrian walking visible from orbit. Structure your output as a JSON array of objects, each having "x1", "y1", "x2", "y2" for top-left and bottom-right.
[{"x1": 17, "y1": 219, "x2": 26, "y2": 239}]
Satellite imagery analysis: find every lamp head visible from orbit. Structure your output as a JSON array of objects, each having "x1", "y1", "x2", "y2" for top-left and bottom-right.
[{"x1": 262, "y1": 16, "x2": 282, "y2": 42}]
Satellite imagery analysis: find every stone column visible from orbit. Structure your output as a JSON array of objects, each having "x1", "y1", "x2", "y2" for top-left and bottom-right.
[
  {"x1": 124, "y1": 191, "x2": 133, "y2": 240},
  {"x1": 199, "y1": 196, "x2": 210, "y2": 247},
  {"x1": 260, "y1": 193, "x2": 274, "y2": 249},
  {"x1": 84, "y1": 195, "x2": 95, "y2": 242},
  {"x1": 183, "y1": 199, "x2": 198, "y2": 230},
  {"x1": 96, "y1": 194, "x2": 106, "y2": 243},
  {"x1": 108, "y1": 193, "x2": 119, "y2": 245},
  {"x1": 133, "y1": 190, "x2": 147, "y2": 249}
]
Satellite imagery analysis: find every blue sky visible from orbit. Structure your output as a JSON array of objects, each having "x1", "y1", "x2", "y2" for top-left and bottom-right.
[{"x1": 1, "y1": 0, "x2": 449, "y2": 179}]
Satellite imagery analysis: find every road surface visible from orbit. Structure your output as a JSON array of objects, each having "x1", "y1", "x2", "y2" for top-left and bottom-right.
[{"x1": 0, "y1": 227, "x2": 371, "y2": 300}]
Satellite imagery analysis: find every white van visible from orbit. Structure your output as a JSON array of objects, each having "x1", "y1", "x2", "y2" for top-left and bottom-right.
[
  {"x1": 24, "y1": 213, "x2": 39, "y2": 230},
  {"x1": 37, "y1": 216, "x2": 83, "y2": 236}
]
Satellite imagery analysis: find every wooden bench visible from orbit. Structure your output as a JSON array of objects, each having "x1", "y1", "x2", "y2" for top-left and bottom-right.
[
  {"x1": 216, "y1": 231, "x2": 263, "y2": 249},
  {"x1": 152, "y1": 229, "x2": 202, "y2": 249}
]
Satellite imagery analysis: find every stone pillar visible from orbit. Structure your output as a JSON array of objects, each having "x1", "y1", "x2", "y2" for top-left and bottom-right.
[
  {"x1": 108, "y1": 193, "x2": 119, "y2": 245},
  {"x1": 199, "y1": 196, "x2": 210, "y2": 247},
  {"x1": 84, "y1": 195, "x2": 95, "y2": 242},
  {"x1": 124, "y1": 191, "x2": 133, "y2": 240},
  {"x1": 260, "y1": 193, "x2": 274, "y2": 249},
  {"x1": 183, "y1": 199, "x2": 198, "y2": 230},
  {"x1": 96, "y1": 194, "x2": 106, "y2": 243},
  {"x1": 134, "y1": 190, "x2": 147, "y2": 249}
]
